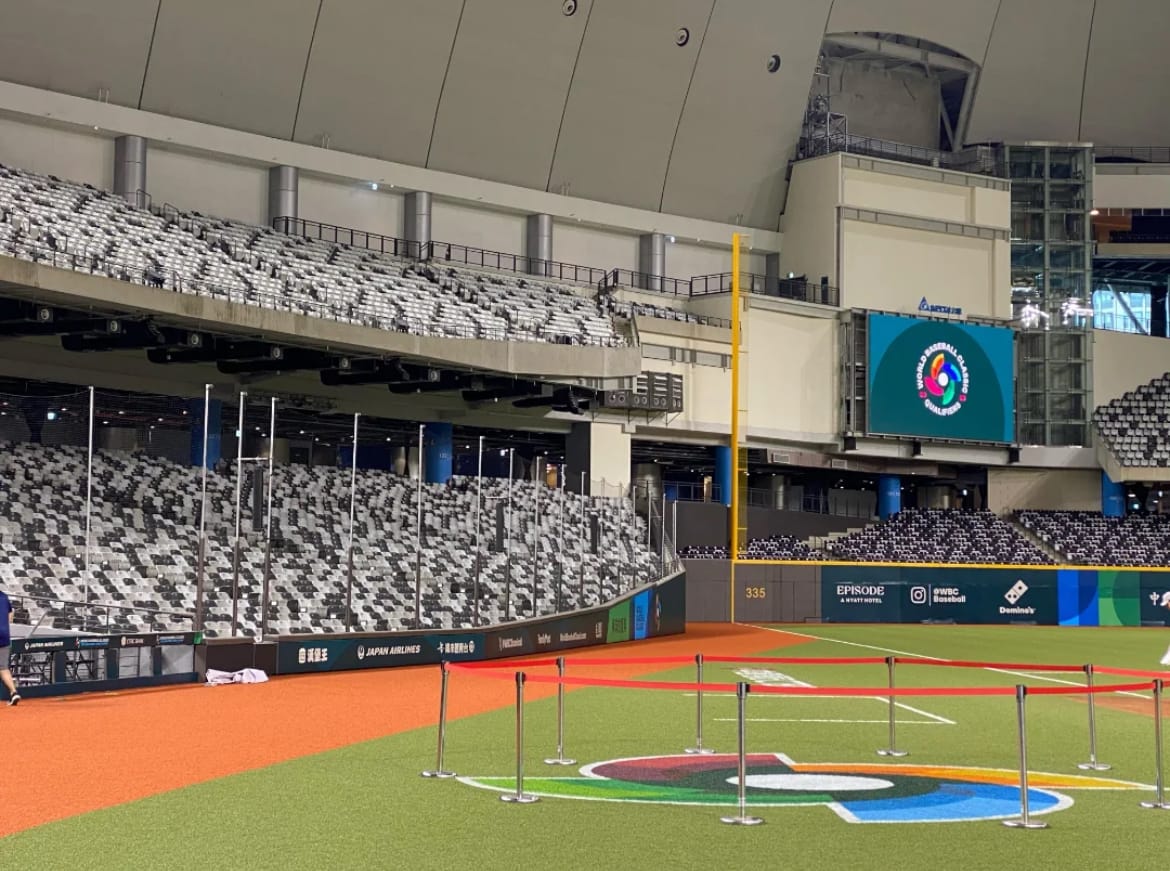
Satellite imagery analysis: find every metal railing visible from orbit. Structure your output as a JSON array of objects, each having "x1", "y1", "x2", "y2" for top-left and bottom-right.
[
  {"x1": 1107, "y1": 232, "x2": 1170, "y2": 244},
  {"x1": 598, "y1": 268, "x2": 691, "y2": 297},
  {"x1": 428, "y1": 240, "x2": 609, "y2": 286},
  {"x1": 798, "y1": 134, "x2": 1003, "y2": 177},
  {"x1": 691, "y1": 272, "x2": 840, "y2": 307},
  {"x1": 272, "y1": 216, "x2": 425, "y2": 259},
  {"x1": 1095, "y1": 146, "x2": 1170, "y2": 164},
  {"x1": 10, "y1": 593, "x2": 194, "y2": 635},
  {"x1": 663, "y1": 481, "x2": 875, "y2": 519},
  {"x1": 275, "y1": 215, "x2": 844, "y2": 312}
]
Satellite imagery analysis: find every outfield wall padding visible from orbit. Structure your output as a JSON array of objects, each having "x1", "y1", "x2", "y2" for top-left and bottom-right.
[
  {"x1": 821, "y1": 565, "x2": 1170, "y2": 626},
  {"x1": 683, "y1": 559, "x2": 1170, "y2": 627},
  {"x1": 273, "y1": 572, "x2": 687, "y2": 675}
]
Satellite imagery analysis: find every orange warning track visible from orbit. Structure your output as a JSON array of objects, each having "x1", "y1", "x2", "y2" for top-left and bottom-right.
[{"x1": 1, "y1": 623, "x2": 804, "y2": 837}]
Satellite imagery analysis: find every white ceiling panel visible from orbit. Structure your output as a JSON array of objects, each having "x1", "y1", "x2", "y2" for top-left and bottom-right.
[
  {"x1": 548, "y1": 0, "x2": 716, "y2": 213},
  {"x1": 293, "y1": 0, "x2": 463, "y2": 165},
  {"x1": 826, "y1": 0, "x2": 1000, "y2": 64},
  {"x1": 661, "y1": 0, "x2": 833, "y2": 228},
  {"x1": 967, "y1": 0, "x2": 1095, "y2": 144},
  {"x1": 427, "y1": 0, "x2": 591, "y2": 190},
  {"x1": 0, "y1": 0, "x2": 158, "y2": 106},
  {"x1": 140, "y1": 0, "x2": 319, "y2": 139},
  {"x1": 1081, "y1": 0, "x2": 1170, "y2": 144}
]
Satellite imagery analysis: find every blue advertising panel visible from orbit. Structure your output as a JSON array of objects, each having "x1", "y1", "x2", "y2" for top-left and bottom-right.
[{"x1": 867, "y1": 313, "x2": 1015, "y2": 443}]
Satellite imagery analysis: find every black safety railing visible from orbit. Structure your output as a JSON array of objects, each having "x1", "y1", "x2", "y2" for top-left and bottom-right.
[
  {"x1": 272, "y1": 216, "x2": 426, "y2": 260},
  {"x1": 427, "y1": 239, "x2": 608, "y2": 285},
  {"x1": 691, "y1": 272, "x2": 839, "y2": 307},
  {"x1": 598, "y1": 268, "x2": 691, "y2": 297},
  {"x1": 10, "y1": 592, "x2": 194, "y2": 634},
  {"x1": 798, "y1": 134, "x2": 1003, "y2": 177},
  {"x1": 274, "y1": 215, "x2": 845, "y2": 312},
  {"x1": 1095, "y1": 146, "x2": 1170, "y2": 164},
  {"x1": 1108, "y1": 232, "x2": 1170, "y2": 244}
]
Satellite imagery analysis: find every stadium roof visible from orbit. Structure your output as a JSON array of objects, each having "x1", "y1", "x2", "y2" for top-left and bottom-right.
[{"x1": 0, "y1": 0, "x2": 1164, "y2": 230}]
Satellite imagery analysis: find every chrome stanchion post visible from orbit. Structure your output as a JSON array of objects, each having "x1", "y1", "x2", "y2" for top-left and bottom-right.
[
  {"x1": 1078, "y1": 664, "x2": 1111, "y2": 771},
  {"x1": 344, "y1": 412, "x2": 359, "y2": 632},
  {"x1": 877, "y1": 656, "x2": 908, "y2": 757},
  {"x1": 194, "y1": 382, "x2": 211, "y2": 632},
  {"x1": 421, "y1": 661, "x2": 457, "y2": 778},
  {"x1": 1140, "y1": 679, "x2": 1170, "y2": 809},
  {"x1": 1003, "y1": 685, "x2": 1048, "y2": 829},
  {"x1": 504, "y1": 447, "x2": 514, "y2": 622},
  {"x1": 720, "y1": 682, "x2": 763, "y2": 826},
  {"x1": 83, "y1": 385, "x2": 94, "y2": 632},
  {"x1": 259, "y1": 397, "x2": 276, "y2": 641},
  {"x1": 501, "y1": 671, "x2": 539, "y2": 803},
  {"x1": 686, "y1": 653, "x2": 716, "y2": 754},
  {"x1": 473, "y1": 435, "x2": 484, "y2": 627},
  {"x1": 544, "y1": 656, "x2": 576, "y2": 766},
  {"x1": 230, "y1": 391, "x2": 246, "y2": 637}
]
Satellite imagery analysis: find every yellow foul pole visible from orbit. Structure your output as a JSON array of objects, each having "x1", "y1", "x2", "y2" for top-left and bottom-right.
[{"x1": 729, "y1": 233, "x2": 742, "y2": 622}]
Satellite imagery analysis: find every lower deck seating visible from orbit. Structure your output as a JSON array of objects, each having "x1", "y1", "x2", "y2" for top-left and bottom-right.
[{"x1": 0, "y1": 443, "x2": 660, "y2": 637}]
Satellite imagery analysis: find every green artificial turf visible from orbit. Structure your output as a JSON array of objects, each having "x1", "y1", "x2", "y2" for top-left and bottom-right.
[{"x1": 7, "y1": 624, "x2": 1170, "y2": 871}]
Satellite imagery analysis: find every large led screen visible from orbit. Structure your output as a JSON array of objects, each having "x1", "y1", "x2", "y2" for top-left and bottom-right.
[{"x1": 867, "y1": 313, "x2": 1015, "y2": 443}]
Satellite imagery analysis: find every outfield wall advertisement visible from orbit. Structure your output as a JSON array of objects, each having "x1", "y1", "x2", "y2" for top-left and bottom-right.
[
  {"x1": 275, "y1": 573, "x2": 686, "y2": 674},
  {"x1": 822, "y1": 565, "x2": 1170, "y2": 627},
  {"x1": 867, "y1": 313, "x2": 1015, "y2": 443}
]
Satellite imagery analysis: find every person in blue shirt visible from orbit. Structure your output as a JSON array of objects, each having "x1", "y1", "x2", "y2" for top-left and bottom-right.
[{"x1": 0, "y1": 591, "x2": 20, "y2": 705}]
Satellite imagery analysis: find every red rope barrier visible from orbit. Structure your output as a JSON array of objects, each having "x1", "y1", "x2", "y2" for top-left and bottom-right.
[
  {"x1": 448, "y1": 654, "x2": 1163, "y2": 696},
  {"x1": 561, "y1": 656, "x2": 696, "y2": 667},
  {"x1": 1028, "y1": 682, "x2": 1151, "y2": 696},
  {"x1": 450, "y1": 658, "x2": 561, "y2": 671},
  {"x1": 1095, "y1": 665, "x2": 1170, "y2": 679},
  {"x1": 893, "y1": 657, "x2": 1087, "y2": 673},
  {"x1": 451, "y1": 666, "x2": 1154, "y2": 698},
  {"x1": 704, "y1": 655, "x2": 887, "y2": 665}
]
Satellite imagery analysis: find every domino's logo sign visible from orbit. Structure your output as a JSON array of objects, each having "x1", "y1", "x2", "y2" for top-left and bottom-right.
[{"x1": 1000, "y1": 580, "x2": 1035, "y2": 616}]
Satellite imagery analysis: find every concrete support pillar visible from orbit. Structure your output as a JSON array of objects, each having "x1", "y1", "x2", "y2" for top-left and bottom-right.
[
  {"x1": 188, "y1": 398, "x2": 222, "y2": 468},
  {"x1": 766, "y1": 473, "x2": 786, "y2": 510},
  {"x1": 404, "y1": 191, "x2": 432, "y2": 257},
  {"x1": 1102, "y1": 471, "x2": 1125, "y2": 518},
  {"x1": 638, "y1": 232, "x2": 666, "y2": 292},
  {"x1": 878, "y1": 475, "x2": 902, "y2": 521},
  {"x1": 97, "y1": 427, "x2": 139, "y2": 453},
  {"x1": 267, "y1": 165, "x2": 299, "y2": 227},
  {"x1": 566, "y1": 421, "x2": 631, "y2": 497},
  {"x1": 113, "y1": 135, "x2": 148, "y2": 208},
  {"x1": 765, "y1": 252, "x2": 781, "y2": 296},
  {"x1": 258, "y1": 438, "x2": 290, "y2": 466},
  {"x1": 633, "y1": 461, "x2": 663, "y2": 509},
  {"x1": 714, "y1": 446, "x2": 732, "y2": 507},
  {"x1": 526, "y1": 213, "x2": 553, "y2": 277},
  {"x1": 423, "y1": 421, "x2": 453, "y2": 484}
]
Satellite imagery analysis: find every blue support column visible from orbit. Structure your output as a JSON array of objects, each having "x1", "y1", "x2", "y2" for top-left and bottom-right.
[
  {"x1": 423, "y1": 422, "x2": 453, "y2": 484},
  {"x1": 878, "y1": 475, "x2": 901, "y2": 521},
  {"x1": 1101, "y1": 472, "x2": 1125, "y2": 518},
  {"x1": 714, "y1": 445, "x2": 732, "y2": 507},
  {"x1": 188, "y1": 398, "x2": 222, "y2": 468}
]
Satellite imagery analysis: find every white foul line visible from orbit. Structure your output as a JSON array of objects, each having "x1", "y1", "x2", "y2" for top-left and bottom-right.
[
  {"x1": 690, "y1": 667, "x2": 957, "y2": 726},
  {"x1": 713, "y1": 718, "x2": 947, "y2": 725},
  {"x1": 747, "y1": 624, "x2": 1151, "y2": 701}
]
